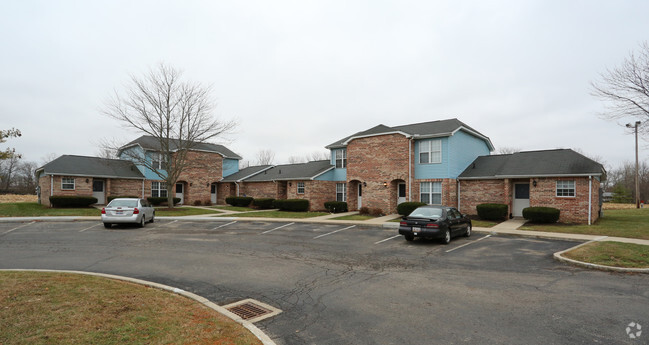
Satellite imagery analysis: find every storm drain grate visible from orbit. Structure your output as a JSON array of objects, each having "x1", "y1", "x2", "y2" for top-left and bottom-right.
[{"x1": 222, "y1": 299, "x2": 282, "y2": 323}]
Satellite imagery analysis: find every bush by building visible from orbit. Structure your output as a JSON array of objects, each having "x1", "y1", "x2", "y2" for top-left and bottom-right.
[
  {"x1": 253, "y1": 198, "x2": 275, "y2": 209},
  {"x1": 324, "y1": 201, "x2": 348, "y2": 213},
  {"x1": 273, "y1": 199, "x2": 309, "y2": 212},
  {"x1": 522, "y1": 207, "x2": 560, "y2": 223},
  {"x1": 225, "y1": 196, "x2": 253, "y2": 207},
  {"x1": 397, "y1": 202, "x2": 427, "y2": 216},
  {"x1": 49, "y1": 196, "x2": 98, "y2": 208},
  {"x1": 476, "y1": 203, "x2": 508, "y2": 221},
  {"x1": 147, "y1": 197, "x2": 181, "y2": 206}
]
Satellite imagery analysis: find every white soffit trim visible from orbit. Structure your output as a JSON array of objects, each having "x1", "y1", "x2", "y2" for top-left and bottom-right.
[
  {"x1": 341, "y1": 130, "x2": 410, "y2": 146},
  {"x1": 310, "y1": 166, "x2": 335, "y2": 180},
  {"x1": 451, "y1": 127, "x2": 495, "y2": 151}
]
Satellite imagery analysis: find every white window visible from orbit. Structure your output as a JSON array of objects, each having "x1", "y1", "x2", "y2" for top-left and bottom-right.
[
  {"x1": 556, "y1": 180, "x2": 575, "y2": 197},
  {"x1": 151, "y1": 153, "x2": 167, "y2": 170},
  {"x1": 61, "y1": 177, "x2": 75, "y2": 190},
  {"x1": 152, "y1": 181, "x2": 168, "y2": 198},
  {"x1": 419, "y1": 139, "x2": 442, "y2": 164},
  {"x1": 297, "y1": 182, "x2": 305, "y2": 194},
  {"x1": 335, "y1": 149, "x2": 347, "y2": 169},
  {"x1": 420, "y1": 182, "x2": 442, "y2": 204},
  {"x1": 336, "y1": 183, "x2": 347, "y2": 202}
]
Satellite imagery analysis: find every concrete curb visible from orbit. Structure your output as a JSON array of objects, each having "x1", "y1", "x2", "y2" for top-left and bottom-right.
[
  {"x1": 553, "y1": 241, "x2": 649, "y2": 274},
  {"x1": 0, "y1": 269, "x2": 277, "y2": 345}
]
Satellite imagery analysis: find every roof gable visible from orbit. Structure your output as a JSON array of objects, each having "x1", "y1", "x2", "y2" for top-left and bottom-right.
[
  {"x1": 37, "y1": 155, "x2": 145, "y2": 179},
  {"x1": 120, "y1": 135, "x2": 242, "y2": 159},
  {"x1": 244, "y1": 160, "x2": 334, "y2": 182},
  {"x1": 326, "y1": 118, "x2": 493, "y2": 150},
  {"x1": 458, "y1": 149, "x2": 606, "y2": 179}
]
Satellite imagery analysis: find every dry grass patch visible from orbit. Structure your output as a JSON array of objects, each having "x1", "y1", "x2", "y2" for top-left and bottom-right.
[
  {"x1": 0, "y1": 194, "x2": 37, "y2": 203},
  {"x1": 0, "y1": 271, "x2": 262, "y2": 345}
]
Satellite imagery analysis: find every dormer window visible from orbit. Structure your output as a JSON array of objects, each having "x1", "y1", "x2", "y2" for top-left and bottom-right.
[
  {"x1": 419, "y1": 139, "x2": 442, "y2": 164},
  {"x1": 152, "y1": 153, "x2": 167, "y2": 170},
  {"x1": 334, "y1": 149, "x2": 347, "y2": 168}
]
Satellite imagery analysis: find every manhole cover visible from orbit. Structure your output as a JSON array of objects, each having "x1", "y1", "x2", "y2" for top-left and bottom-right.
[{"x1": 222, "y1": 299, "x2": 282, "y2": 323}]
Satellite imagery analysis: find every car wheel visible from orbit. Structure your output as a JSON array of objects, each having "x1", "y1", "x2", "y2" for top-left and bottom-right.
[
  {"x1": 103, "y1": 223, "x2": 111, "y2": 229},
  {"x1": 404, "y1": 234, "x2": 414, "y2": 241},
  {"x1": 138, "y1": 216, "x2": 145, "y2": 228},
  {"x1": 442, "y1": 230, "x2": 451, "y2": 244},
  {"x1": 465, "y1": 224, "x2": 472, "y2": 237},
  {"x1": 150, "y1": 212, "x2": 155, "y2": 223}
]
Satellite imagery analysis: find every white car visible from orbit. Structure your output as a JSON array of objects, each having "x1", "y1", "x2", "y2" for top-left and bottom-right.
[{"x1": 101, "y1": 198, "x2": 155, "y2": 228}]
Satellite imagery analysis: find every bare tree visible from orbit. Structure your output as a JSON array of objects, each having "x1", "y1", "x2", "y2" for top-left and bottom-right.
[
  {"x1": 0, "y1": 128, "x2": 21, "y2": 160},
  {"x1": 255, "y1": 149, "x2": 275, "y2": 165},
  {"x1": 0, "y1": 154, "x2": 20, "y2": 191},
  {"x1": 591, "y1": 41, "x2": 649, "y2": 136},
  {"x1": 496, "y1": 147, "x2": 521, "y2": 154},
  {"x1": 308, "y1": 150, "x2": 331, "y2": 161},
  {"x1": 95, "y1": 138, "x2": 122, "y2": 159},
  {"x1": 103, "y1": 63, "x2": 236, "y2": 207},
  {"x1": 288, "y1": 155, "x2": 306, "y2": 164}
]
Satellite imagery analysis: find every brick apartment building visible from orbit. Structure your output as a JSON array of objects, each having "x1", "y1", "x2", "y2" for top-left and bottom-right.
[{"x1": 36, "y1": 118, "x2": 605, "y2": 224}]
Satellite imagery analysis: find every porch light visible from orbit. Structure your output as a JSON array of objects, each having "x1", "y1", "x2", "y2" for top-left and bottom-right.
[
  {"x1": 533, "y1": 180, "x2": 537, "y2": 187},
  {"x1": 383, "y1": 182, "x2": 387, "y2": 187},
  {"x1": 363, "y1": 182, "x2": 367, "y2": 187}
]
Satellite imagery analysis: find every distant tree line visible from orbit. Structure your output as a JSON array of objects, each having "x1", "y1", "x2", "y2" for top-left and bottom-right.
[{"x1": 607, "y1": 160, "x2": 649, "y2": 204}]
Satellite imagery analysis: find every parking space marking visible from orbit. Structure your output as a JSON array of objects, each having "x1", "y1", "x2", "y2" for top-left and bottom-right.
[
  {"x1": 261, "y1": 223, "x2": 295, "y2": 234},
  {"x1": 445, "y1": 234, "x2": 491, "y2": 253},
  {"x1": 211, "y1": 221, "x2": 237, "y2": 230},
  {"x1": 313, "y1": 225, "x2": 356, "y2": 239},
  {"x1": 374, "y1": 235, "x2": 401, "y2": 245},
  {"x1": 79, "y1": 223, "x2": 101, "y2": 232},
  {"x1": 1, "y1": 221, "x2": 36, "y2": 236}
]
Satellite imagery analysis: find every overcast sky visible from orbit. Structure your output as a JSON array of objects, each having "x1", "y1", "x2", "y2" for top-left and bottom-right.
[{"x1": 2, "y1": 0, "x2": 648, "y2": 170}]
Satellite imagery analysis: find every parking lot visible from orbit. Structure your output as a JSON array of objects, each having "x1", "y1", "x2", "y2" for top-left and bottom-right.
[{"x1": 1, "y1": 219, "x2": 648, "y2": 344}]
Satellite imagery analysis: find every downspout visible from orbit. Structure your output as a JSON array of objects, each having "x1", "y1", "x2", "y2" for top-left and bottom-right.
[
  {"x1": 457, "y1": 180, "x2": 461, "y2": 212},
  {"x1": 408, "y1": 137, "x2": 412, "y2": 201},
  {"x1": 50, "y1": 175, "x2": 54, "y2": 196},
  {"x1": 142, "y1": 179, "x2": 145, "y2": 198},
  {"x1": 234, "y1": 181, "x2": 240, "y2": 196},
  {"x1": 588, "y1": 175, "x2": 592, "y2": 225}
]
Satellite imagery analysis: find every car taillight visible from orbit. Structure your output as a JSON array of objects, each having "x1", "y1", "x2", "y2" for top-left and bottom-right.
[
  {"x1": 399, "y1": 221, "x2": 407, "y2": 226},
  {"x1": 425, "y1": 223, "x2": 439, "y2": 228},
  {"x1": 101, "y1": 208, "x2": 106, "y2": 214},
  {"x1": 133, "y1": 207, "x2": 139, "y2": 214}
]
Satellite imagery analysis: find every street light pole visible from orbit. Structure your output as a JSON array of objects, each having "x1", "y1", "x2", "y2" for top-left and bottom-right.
[{"x1": 626, "y1": 121, "x2": 641, "y2": 209}]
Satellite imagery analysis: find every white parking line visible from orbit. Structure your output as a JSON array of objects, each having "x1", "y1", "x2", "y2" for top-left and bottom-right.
[
  {"x1": 445, "y1": 234, "x2": 492, "y2": 253},
  {"x1": 211, "y1": 221, "x2": 237, "y2": 230},
  {"x1": 313, "y1": 225, "x2": 356, "y2": 239},
  {"x1": 79, "y1": 223, "x2": 101, "y2": 232},
  {"x1": 261, "y1": 222, "x2": 295, "y2": 234},
  {"x1": 1, "y1": 221, "x2": 36, "y2": 235},
  {"x1": 374, "y1": 235, "x2": 401, "y2": 245}
]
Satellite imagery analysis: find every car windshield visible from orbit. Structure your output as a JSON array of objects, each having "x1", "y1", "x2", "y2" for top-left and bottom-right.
[
  {"x1": 409, "y1": 207, "x2": 443, "y2": 219},
  {"x1": 108, "y1": 200, "x2": 138, "y2": 208}
]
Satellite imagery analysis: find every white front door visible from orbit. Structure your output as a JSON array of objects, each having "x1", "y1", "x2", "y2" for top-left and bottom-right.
[
  {"x1": 175, "y1": 183, "x2": 184, "y2": 205},
  {"x1": 397, "y1": 183, "x2": 406, "y2": 205},
  {"x1": 211, "y1": 184, "x2": 217, "y2": 204},
  {"x1": 92, "y1": 180, "x2": 105, "y2": 204},
  {"x1": 512, "y1": 183, "x2": 530, "y2": 217},
  {"x1": 358, "y1": 184, "x2": 362, "y2": 209}
]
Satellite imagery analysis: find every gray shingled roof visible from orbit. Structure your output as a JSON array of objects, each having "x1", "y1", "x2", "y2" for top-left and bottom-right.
[
  {"x1": 326, "y1": 118, "x2": 493, "y2": 149},
  {"x1": 244, "y1": 160, "x2": 334, "y2": 182},
  {"x1": 36, "y1": 155, "x2": 145, "y2": 179},
  {"x1": 458, "y1": 149, "x2": 606, "y2": 179},
  {"x1": 220, "y1": 165, "x2": 273, "y2": 182},
  {"x1": 120, "y1": 135, "x2": 242, "y2": 159}
]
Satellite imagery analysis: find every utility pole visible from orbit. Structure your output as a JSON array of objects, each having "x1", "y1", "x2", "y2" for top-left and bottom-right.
[{"x1": 626, "y1": 121, "x2": 641, "y2": 208}]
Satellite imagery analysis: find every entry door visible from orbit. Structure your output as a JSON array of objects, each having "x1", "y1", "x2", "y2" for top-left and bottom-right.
[
  {"x1": 397, "y1": 183, "x2": 406, "y2": 205},
  {"x1": 175, "y1": 183, "x2": 184, "y2": 205},
  {"x1": 210, "y1": 184, "x2": 217, "y2": 204},
  {"x1": 357, "y1": 184, "x2": 362, "y2": 209},
  {"x1": 512, "y1": 183, "x2": 530, "y2": 217},
  {"x1": 92, "y1": 180, "x2": 105, "y2": 204}
]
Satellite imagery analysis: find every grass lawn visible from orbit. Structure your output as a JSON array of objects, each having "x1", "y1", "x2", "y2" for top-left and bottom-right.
[
  {"x1": 562, "y1": 241, "x2": 649, "y2": 268},
  {"x1": 331, "y1": 214, "x2": 376, "y2": 221},
  {"x1": 221, "y1": 210, "x2": 328, "y2": 218},
  {"x1": 211, "y1": 205, "x2": 256, "y2": 212},
  {"x1": 471, "y1": 219, "x2": 499, "y2": 228},
  {"x1": 155, "y1": 207, "x2": 222, "y2": 217},
  {"x1": 0, "y1": 203, "x2": 100, "y2": 217},
  {"x1": 0, "y1": 271, "x2": 261, "y2": 345},
  {"x1": 520, "y1": 208, "x2": 649, "y2": 240}
]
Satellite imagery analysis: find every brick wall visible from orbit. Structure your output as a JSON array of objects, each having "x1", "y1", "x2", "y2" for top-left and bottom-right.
[
  {"x1": 176, "y1": 151, "x2": 224, "y2": 205},
  {"x1": 530, "y1": 177, "x2": 600, "y2": 223},
  {"x1": 412, "y1": 178, "x2": 458, "y2": 208},
  {"x1": 286, "y1": 180, "x2": 337, "y2": 211},
  {"x1": 216, "y1": 183, "x2": 236, "y2": 204},
  {"x1": 459, "y1": 177, "x2": 601, "y2": 224},
  {"x1": 458, "y1": 179, "x2": 507, "y2": 215},
  {"x1": 346, "y1": 133, "x2": 411, "y2": 213},
  {"x1": 38, "y1": 175, "x2": 93, "y2": 207},
  {"x1": 240, "y1": 181, "x2": 279, "y2": 199},
  {"x1": 107, "y1": 179, "x2": 144, "y2": 199}
]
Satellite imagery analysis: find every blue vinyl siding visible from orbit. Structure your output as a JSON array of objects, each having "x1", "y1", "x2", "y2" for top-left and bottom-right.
[
  {"x1": 315, "y1": 168, "x2": 346, "y2": 181},
  {"x1": 414, "y1": 137, "x2": 449, "y2": 179},
  {"x1": 448, "y1": 130, "x2": 491, "y2": 177},
  {"x1": 119, "y1": 147, "x2": 167, "y2": 180},
  {"x1": 222, "y1": 158, "x2": 239, "y2": 178}
]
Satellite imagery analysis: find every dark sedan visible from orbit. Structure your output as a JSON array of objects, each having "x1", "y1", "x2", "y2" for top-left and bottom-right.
[{"x1": 398, "y1": 205, "x2": 472, "y2": 244}]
